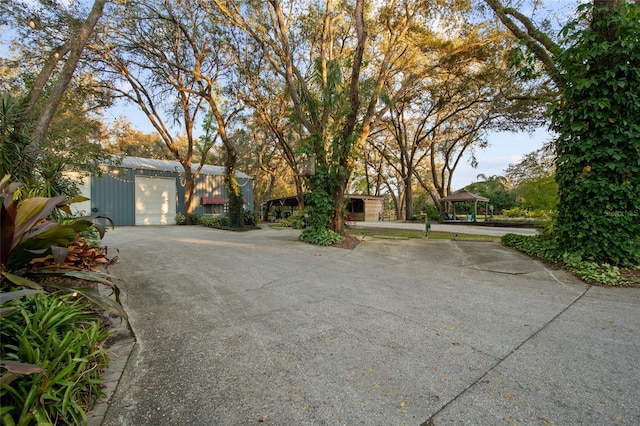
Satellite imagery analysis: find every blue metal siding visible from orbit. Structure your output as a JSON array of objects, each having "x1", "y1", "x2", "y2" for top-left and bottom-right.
[
  {"x1": 239, "y1": 177, "x2": 254, "y2": 213},
  {"x1": 189, "y1": 174, "x2": 226, "y2": 217},
  {"x1": 90, "y1": 168, "x2": 136, "y2": 226},
  {"x1": 187, "y1": 174, "x2": 254, "y2": 217},
  {"x1": 91, "y1": 159, "x2": 253, "y2": 225}
]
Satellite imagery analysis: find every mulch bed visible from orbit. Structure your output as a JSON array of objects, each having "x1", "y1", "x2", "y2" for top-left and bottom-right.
[{"x1": 331, "y1": 235, "x2": 361, "y2": 250}]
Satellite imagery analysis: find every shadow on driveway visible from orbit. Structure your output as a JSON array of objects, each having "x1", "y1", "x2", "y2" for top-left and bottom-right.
[{"x1": 95, "y1": 226, "x2": 640, "y2": 425}]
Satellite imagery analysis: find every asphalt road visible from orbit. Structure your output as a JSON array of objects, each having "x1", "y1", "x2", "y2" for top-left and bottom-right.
[{"x1": 96, "y1": 225, "x2": 639, "y2": 425}]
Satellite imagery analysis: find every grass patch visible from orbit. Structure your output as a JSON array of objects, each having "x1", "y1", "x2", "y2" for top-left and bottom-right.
[
  {"x1": 347, "y1": 228, "x2": 500, "y2": 242},
  {"x1": 268, "y1": 223, "x2": 289, "y2": 229}
]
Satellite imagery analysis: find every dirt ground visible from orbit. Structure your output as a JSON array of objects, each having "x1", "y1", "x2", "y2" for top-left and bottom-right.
[{"x1": 332, "y1": 234, "x2": 361, "y2": 250}]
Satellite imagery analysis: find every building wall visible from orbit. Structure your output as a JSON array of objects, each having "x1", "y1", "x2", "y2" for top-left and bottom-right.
[
  {"x1": 91, "y1": 166, "x2": 253, "y2": 226},
  {"x1": 364, "y1": 197, "x2": 384, "y2": 222},
  {"x1": 91, "y1": 167, "x2": 138, "y2": 226},
  {"x1": 188, "y1": 174, "x2": 254, "y2": 217}
]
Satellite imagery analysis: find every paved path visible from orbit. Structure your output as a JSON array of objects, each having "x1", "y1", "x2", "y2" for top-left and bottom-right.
[{"x1": 97, "y1": 226, "x2": 639, "y2": 425}]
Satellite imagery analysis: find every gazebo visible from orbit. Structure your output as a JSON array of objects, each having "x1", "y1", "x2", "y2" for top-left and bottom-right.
[{"x1": 439, "y1": 189, "x2": 489, "y2": 222}]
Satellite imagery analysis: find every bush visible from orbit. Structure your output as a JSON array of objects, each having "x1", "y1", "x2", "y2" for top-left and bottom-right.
[
  {"x1": 198, "y1": 215, "x2": 229, "y2": 228},
  {"x1": 0, "y1": 293, "x2": 110, "y2": 425},
  {"x1": 502, "y1": 207, "x2": 528, "y2": 218},
  {"x1": 244, "y1": 211, "x2": 258, "y2": 227},
  {"x1": 299, "y1": 228, "x2": 343, "y2": 246},
  {"x1": 501, "y1": 233, "x2": 560, "y2": 262},
  {"x1": 528, "y1": 209, "x2": 554, "y2": 220},
  {"x1": 280, "y1": 210, "x2": 307, "y2": 229},
  {"x1": 175, "y1": 213, "x2": 187, "y2": 225},
  {"x1": 501, "y1": 233, "x2": 633, "y2": 286},
  {"x1": 410, "y1": 205, "x2": 440, "y2": 222}
]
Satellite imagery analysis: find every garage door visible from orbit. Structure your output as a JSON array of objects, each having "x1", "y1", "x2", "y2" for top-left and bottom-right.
[{"x1": 135, "y1": 176, "x2": 177, "y2": 225}]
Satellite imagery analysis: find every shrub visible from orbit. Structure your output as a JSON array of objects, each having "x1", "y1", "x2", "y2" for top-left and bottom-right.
[
  {"x1": 175, "y1": 213, "x2": 186, "y2": 225},
  {"x1": 410, "y1": 206, "x2": 440, "y2": 222},
  {"x1": 501, "y1": 233, "x2": 561, "y2": 263},
  {"x1": 299, "y1": 228, "x2": 343, "y2": 246},
  {"x1": 502, "y1": 207, "x2": 528, "y2": 218},
  {"x1": 0, "y1": 176, "x2": 124, "y2": 316},
  {"x1": 410, "y1": 213, "x2": 426, "y2": 222},
  {"x1": 244, "y1": 211, "x2": 258, "y2": 227},
  {"x1": 280, "y1": 210, "x2": 307, "y2": 229},
  {"x1": 501, "y1": 233, "x2": 633, "y2": 286},
  {"x1": 528, "y1": 209, "x2": 554, "y2": 220},
  {"x1": 0, "y1": 293, "x2": 110, "y2": 425},
  {"x1": 198, "y1": 215, "x2": 229, "y2": 228}
]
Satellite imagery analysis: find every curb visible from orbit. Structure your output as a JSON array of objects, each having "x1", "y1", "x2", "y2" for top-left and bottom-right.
[{"x1": 87, "y1": 311, "x2": 136, "y2": 426}]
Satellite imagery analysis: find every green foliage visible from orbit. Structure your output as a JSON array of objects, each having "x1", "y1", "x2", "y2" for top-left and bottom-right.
[
  {"x1": 302, "y1": 170, "x2": 334, "y2": 234},
  {"x1": 198, "y1": 215, "x2": 230, "y2": 228},
  {"x1": 244, "y1": 211, "x2": 258, "y2": 227},
  {"x1": 299, "y1": 228, "x2": 343, "y2": 246},
  {"x1": 513, "y1": 174, "x2": 558, "y2": 211},
  {"x1": 551, "y1": 2, "x2": 640, "y2": 267},
  {"x1": 198, "y1": 212, "x2": 258, "y2": 229},
  {"x1": 562, "y1": 252, "x2": 627, "y2": 286},
  {"x1": 502, "y1": 233, "x2": 633, "y2": 286},
  {"x1": 424, "y1": 205, "x2": 441, "y2": 221},
  {"x1": 465, "y1": 177, "x2": 516, "y2": 213},
  {"x1": 0, "y1": 91, "x2": 109, "y2": 198},
  {"x1": 226, "y1": 190, "x2": 244, "y2": 228},
  {"x1": 0, "y1": 93, "x2": 33, "y2": 187},
  {"x1": 1, "y1": 176, "x2": 125, "y2": 318},
  {"x1": 280, "y1": 210, "x2": 307, "y2": 229},
  {"x1": 1, "y1": 293, "x2": 110, "y2": 425},
  {"x1": 411, "y1": 205, "x2": 440, "y2": 222},
  {"x1": 502, "y1": 207, "x2": 528, "y2": 218},
  {"x1": 175, "y1": 213, "x2": 187, "y2": 225},
  {"x1": 501, "y1": 233, "x2": 561, "y2": 262}
]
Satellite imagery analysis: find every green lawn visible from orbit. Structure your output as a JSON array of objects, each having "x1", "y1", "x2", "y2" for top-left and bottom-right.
[{"x1": 347, "y1": 228, "x2": 500, "y2": 242}]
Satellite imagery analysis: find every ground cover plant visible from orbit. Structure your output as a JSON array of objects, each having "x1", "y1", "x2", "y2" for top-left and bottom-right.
[
  {"x1": 348, "y1": 228, "x2": 500, "y2": 242},
  {"x1": 1, "y1": 293, "x2": 110, "y2": 425},
  {"x1": 1, "y1": 176, "x2": 123, "y2": 424},
  {"x1": 501, "y1": 233, "x2": 640, "y2": 287},
  {"x1": 198, "y1": 211, "x2": 260, "y2": 231}
]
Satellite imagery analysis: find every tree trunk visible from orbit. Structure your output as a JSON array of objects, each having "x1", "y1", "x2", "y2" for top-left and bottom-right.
[
  {"x1": 404, "y1": 180, "x2": 413, "y2": 221},
  {"x1": 331, "y1": 183, "x2": 346, "y2": 234},
  {"x1": 182, "y1": 164, "x2": 195, "y2": 225},
  {"x1": 25, "y1": 0, "x2": 108, "y2": 162}
]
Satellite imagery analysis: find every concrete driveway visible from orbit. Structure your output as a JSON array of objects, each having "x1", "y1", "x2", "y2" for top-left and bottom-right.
[{"x1": 97, "y1": 225, "x2": 640, "y2": 425}]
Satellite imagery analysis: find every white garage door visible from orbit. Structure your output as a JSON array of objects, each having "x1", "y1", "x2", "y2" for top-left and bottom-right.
[{"x1": 135, "y1": 176, "x2": 176, "y2": 225}]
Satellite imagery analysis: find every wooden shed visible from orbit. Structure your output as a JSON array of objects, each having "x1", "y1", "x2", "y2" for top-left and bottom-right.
[{"x1": 262, "y1": 194, "x2": 384, "y2": 222}]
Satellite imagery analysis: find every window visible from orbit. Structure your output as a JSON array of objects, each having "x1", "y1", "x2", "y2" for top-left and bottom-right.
[{"x1": 203, "y1": 203, "x2": 224, "y2": 216}]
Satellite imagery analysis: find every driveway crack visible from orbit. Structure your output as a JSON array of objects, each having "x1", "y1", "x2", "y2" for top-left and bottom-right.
[{"x1": 420, "y1": 284, "x2": 592, "y2": 425}]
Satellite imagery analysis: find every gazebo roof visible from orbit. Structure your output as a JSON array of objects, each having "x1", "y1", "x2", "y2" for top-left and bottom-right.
[{"x1": 439, "y1": 189, "x2": 489, "y2": 203}]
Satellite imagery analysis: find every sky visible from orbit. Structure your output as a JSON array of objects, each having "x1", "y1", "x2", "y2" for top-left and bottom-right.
[
  {"x1": 452, "y1": 128, "x2": 553, "y2": 189},
  {"x1": 108, "y1": 100, "x2": 553, "y2": 191},
  {"x1": 4, "y1": 0, "x2": 564, "y2": 191}
]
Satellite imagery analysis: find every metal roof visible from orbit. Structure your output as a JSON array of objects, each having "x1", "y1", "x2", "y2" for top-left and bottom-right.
[{"x1": 107, "y1": 156, "x2": 251, "y2": 179}]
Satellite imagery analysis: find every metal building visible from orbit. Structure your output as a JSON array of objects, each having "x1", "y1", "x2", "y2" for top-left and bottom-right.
[{"x1": 72, "y1": 157, "x2": 253, "y2": 226}]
